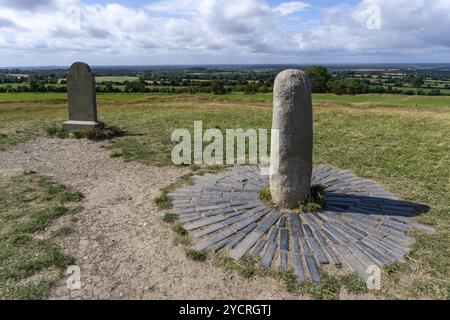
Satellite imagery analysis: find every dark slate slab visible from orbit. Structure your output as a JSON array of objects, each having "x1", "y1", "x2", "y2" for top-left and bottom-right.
[
  {"x1": 195, "y1": 204, "x2": 229, "y2": 212},
  {"x1": 305, "y1": 255, "x2": 321, "y2": 283},
  {"x1": 289, "y1": 213, "x2": 304, "y2": 237},
  {"x1": 229, "y1": 230, "x2": 264, "y2": 260},
  {"x1": 183, "y1": 214, "x2": 228, "y2": 231},
  {"x1": 334, "y1": 245, "x2": 369, "y2": 280},
  {"x1": 241, "y1": 223, "x2": 258, "y2": 235},
  {"x1": 268, "y1": 227, "x2": 279, "y2": 242},
  {"x1": 291, "y1": 236, "x2": 300, "y2": 254},
  {"x1": 210, "y1": 236, "x2": 235, "y2": 252},
  {"x1": 330, "y1": 221, "x2": 364, "y2": 240},
  {"x1": 363, "y1": 237, "x2": 402, "y2": 261},
  {"x1": 307, "y1": 237, "x2": 329, "y2": 264},
  {"x1": 223, "y1": 212, "x2": 253, "y2": 226},
  {"x1": 302, "y1": 213, "x2": 321, "y2": 231},
  {"x1": 302, "y1": 223, "x2": 314, "y2": 238},
  {"x1": 260, "y1": 241, "x2": 277, "y2": 268},
  {"x1": 292, "y1": 254, "x2": 305, "y2": 282},
  {"x1": 256, "y1": 211, "x2": 281, "y2": 234},
  {"x1": 299, "y1": 236, "x2": 311, "y2": 255},
  {"x1": 347, "y1": 243, "x2": 379, "y2": 267},
  {"x1": 280, "y1": 250, "x2": 288, "y2": 270},
  {"x1": 192, "y1": 222, "x2": 227, "y2": 239},
  {"x1": 252, "y1": 239, "x2": 267, "y2": 255},
  {"x1": 228, "y1": 234, "x2": 246, "y2": 249},
  {"x1": 324, "y1": 246, "x2": 341, "y2": 266},
  {"x1": 321, "y1": 223, "x2": 350, "y2": 244},
  {"x1": 278, "y1": 216, "x2": 286, "y2": 228},
  {"x1": 280, "y1": 228, "x2": 289, "y2": 251},
  {"x1": 356, "y1": 240, "x2": 391, "y2": 265},
  {"x1": 368, "y1": 235, "x2": 405, "y2": 256},
  {"x1": 192, "y1": 228, "x2": 234, "y2": 251},
  {"x1": 230, "y1": 203, "x2": 258, "y2": 211},
  {"x1": 320, "y1": 228, "x2": 340, "y2": 245},
  {"x1": 231, "y1": 216, "x2": 261, "y2": 232}
]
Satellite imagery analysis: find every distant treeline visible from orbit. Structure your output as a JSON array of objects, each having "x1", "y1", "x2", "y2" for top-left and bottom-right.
[{"x1": 0, "y1": 66, "x2": 446, "y2": 96}]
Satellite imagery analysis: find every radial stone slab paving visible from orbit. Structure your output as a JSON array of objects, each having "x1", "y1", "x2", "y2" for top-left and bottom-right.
[{"x1": 168, "y1": 165, "x2": 432, "y2": 283}]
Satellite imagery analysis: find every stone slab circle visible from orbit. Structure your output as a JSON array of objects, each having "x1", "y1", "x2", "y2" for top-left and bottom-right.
[
  {"x1": 168, "y1": 68, "x2": 432, "y2": 283},
  {"x1": 168, "y1": 165, "x2": 432, "y2": 283},
  {"x1": 63, "y1": 62, "x2": 102, "y2": 132}
]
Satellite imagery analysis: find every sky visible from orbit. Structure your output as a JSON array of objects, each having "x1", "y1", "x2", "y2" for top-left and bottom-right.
[{"x1": 0, "y1": 0, "x2": 449, "y2": 67}]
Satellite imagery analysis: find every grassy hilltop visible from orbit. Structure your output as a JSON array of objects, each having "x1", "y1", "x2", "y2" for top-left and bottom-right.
[{"x1": 0, "y1": 92, "x2": 449, "y2": 299}]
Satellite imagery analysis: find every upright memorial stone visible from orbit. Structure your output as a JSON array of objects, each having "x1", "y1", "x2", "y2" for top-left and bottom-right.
[
  {"x1": 63, "y1": 62, "x2": 101, "y2": 132},
  {"x1": 270, "y1": 69, "x2": 313, "y2": 208}
]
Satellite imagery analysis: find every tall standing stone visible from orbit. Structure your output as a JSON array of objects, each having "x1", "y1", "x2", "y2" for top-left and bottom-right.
[
  {"x1": 63, "y1": 62, "x2": 101, "y2": 132},
  {"x1": 270, "y1": 69, "x2": 313, "y2": 208}
]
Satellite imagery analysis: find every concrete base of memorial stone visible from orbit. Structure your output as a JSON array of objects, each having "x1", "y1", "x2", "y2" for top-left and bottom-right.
[
  {"x1": 62, "y1": 120, "x2": 103, "y2": 132},
  {"x1": 168, "y1": 165, "x2": 432, "y2": 283}
]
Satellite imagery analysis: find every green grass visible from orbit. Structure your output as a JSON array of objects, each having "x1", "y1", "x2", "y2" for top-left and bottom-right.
[
  {"x1": 2, "y1": 92, "x2": 450, "y2": 107},
  {"x1": 172, "y1": 223, "x2": 188, "y2": 237},
  {"x1": 95, "y1": 76, "x2": 139, "y2": 83},
  {"x1": 154, "y1": 191, "x2": 173, "y2": 209},
  {"x1": 46, "y1": 124, "x2": 125, "y2": 141},
  {"x1": 186, "y1": 250, "x2": 208, "y2": 262},
  {"x1": 313, "y1": 93, "x2": 450, "y2": 107},
  {"x1": 217, "y1": 255, "x2": 341, "y2": 300},
  {"x1": 162, "y1": 213, "x2": 178, "y2": 223},
  {"x1": 0, "y1": 173, "x2": 83, "y2": 300},
  {"x1": 259, "y1": 186, "x2": 272, "y2": 202},
  {"x1": 341, "y1": 273, "x2": 369, "y2": 295},
  {"x1": 279, "y1": 270, "x2": 341, "y2": 300},
  {"x1": 299, "y1": 185, "x2": 326, "y2": 213},
  {"x1": 0, "y1": 92, "x2": 449, "y2": 299}
]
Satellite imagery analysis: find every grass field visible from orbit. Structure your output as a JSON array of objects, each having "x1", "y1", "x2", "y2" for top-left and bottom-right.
[
  {"x1": 0, "y1": 173, "x2": 83, "y2": 299},
  {"x1": 1, "y1": 92, "x2": 450, "y2": 107},
  {"x1": 94, "y1": 76, "x2": 139, "y2": 83},
  {"x1": 0, "y1": 92, "x2": 449, "y2": 299}
]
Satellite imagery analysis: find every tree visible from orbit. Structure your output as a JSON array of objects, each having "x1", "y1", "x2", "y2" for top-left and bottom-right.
[
  {"x1": 211, "y1": 80, "x2": 226, "y2": 95},
  {"x1": 244, "y1": 82, "x2": 258, "y2": 94},
  {"x1": 304, "y1": 65, "x2": 332, "y2": 93},
  {"x1": 411, "y1": 77, "x2": 424, "y2": 88},
  {"x1": 327, "y1": 79, "x2": 367, "y2": 95}
]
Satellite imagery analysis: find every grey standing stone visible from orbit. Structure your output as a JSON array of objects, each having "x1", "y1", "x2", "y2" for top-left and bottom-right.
[
  {"x1": 270, "y1": 69, "x2": 313, "y2": 208},
  {"x1": 63, "y1": 62, "x2": 102, "y2": 132}
]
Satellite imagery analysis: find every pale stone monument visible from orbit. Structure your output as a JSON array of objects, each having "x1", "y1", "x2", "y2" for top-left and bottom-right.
[
  {"x1": 63, "y1": 62, "x2": 102, "y2": 132},
  {"x1": 270, "y1": 69, "x2": 313, "y2": 208}
]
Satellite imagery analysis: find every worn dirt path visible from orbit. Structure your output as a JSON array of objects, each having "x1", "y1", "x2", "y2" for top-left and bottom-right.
[{"x1": 0, "y1": 138, "x2": 299, "y2": 299}]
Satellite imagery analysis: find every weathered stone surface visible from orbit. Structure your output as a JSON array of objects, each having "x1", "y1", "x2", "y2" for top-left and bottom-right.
[
  {"x1": 63, "y1": 62, "x2": 101, "y2": 132},
  {"x1": 270, "y1": 69, "x2": 313, "y2": 208},
  {"x1": 253, "y1": 239, "x2": 267, "y2": 255},
  {"x1": 280, "y1": 250, "x2": 288, "y2": 270},
  {"x1": 305, "y1": 255, "x2": 320, "y2": 283}
]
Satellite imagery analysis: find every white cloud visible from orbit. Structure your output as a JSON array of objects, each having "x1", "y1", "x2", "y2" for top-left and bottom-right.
[
  {"x1": 0, "y1": 0, "x2": 449, "y2": 65},
  {"x1": 274, "y1": 1, "x2": 310, "y2": 16}
]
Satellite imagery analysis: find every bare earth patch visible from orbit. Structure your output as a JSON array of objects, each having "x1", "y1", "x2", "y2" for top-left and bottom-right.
[{"x1": 0, "y1": 138, "x2": 296, "y2": 299}]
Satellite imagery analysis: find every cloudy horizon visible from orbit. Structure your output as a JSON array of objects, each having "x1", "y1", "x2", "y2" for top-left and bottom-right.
[{"x1": 0, "y1": 0, "x2": 449, "y2": 67}]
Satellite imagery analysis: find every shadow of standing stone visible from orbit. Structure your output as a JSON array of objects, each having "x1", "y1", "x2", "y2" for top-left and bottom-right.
[{"x1": 63, "y1": 62, "x2": 102, "y2": 132}]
